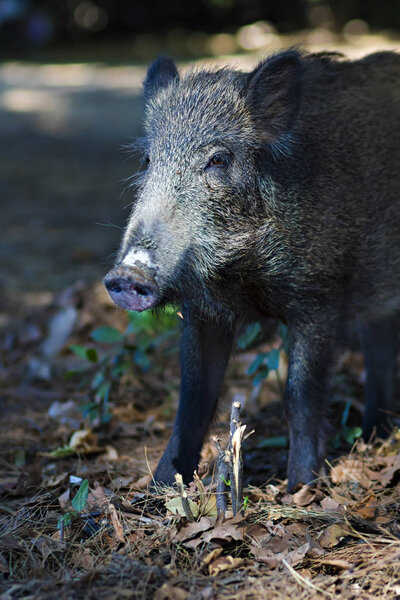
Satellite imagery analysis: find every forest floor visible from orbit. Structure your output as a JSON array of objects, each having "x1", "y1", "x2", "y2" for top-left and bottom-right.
[{"x1": 1, "y1": 33, "x2": 400, "y2": 600}]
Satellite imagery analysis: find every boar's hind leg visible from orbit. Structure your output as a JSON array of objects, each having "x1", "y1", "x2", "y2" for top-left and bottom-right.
[
  {"x1": 359, "y1": 316, "x2": 398, "y2": 440},
  {"x1": 285, "y1": 323, "x2": 337, "y2": 492},
  {"x1": 153, "y1": 314, "x2": 234, "y2": 486}
]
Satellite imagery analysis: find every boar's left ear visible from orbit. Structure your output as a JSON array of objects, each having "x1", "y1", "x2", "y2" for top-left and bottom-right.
[
  {"x1": 143, "y1": 56, "x2": 179, "y2": 102},
  {"x1": 246, "y1": 50, "x2": 301, "y2": 144}
]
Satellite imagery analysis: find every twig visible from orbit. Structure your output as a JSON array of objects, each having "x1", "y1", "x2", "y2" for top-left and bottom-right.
[
  {"x1": 229, "y1": 400, "x2": 241, "y2": 441},
  {"x1": 214, "y1": 400, "x2": 253, "y2": 516},
  {"x1": 59, "y1": 518, "x2": 65, "y2": 543},
  {"x1": 213, "y1": 436, "x2": 229, "y2": 517},
  {"x1": 174, "y1": 473, "x2": 195, "y2": 521},
  {"x1": 229, "y1": 400, "x2": 243, "y2": 516},
  {"x1": 231, "y1": 424, "x2": 246, "y2": 515}
]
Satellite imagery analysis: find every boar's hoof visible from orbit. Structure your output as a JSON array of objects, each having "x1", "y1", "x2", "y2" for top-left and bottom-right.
[{"x1": 104, "y1": 265, "x2": 158, "y2": 312}]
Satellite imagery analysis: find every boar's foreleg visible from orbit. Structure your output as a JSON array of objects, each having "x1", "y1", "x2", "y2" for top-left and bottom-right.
[
  {"x1": 153, "y1": 313, "x2": 234, "y2": 486},
  {"x1": 284, "y1": 321, "x2": 338, "y2": 492}
]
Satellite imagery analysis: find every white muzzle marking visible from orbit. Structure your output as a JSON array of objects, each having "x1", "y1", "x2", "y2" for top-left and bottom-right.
[{"x1": 122, "y1": 249, "x2": 154, "y2": 269}]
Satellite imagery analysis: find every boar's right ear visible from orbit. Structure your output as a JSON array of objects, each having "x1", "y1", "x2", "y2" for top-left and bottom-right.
[
  {"x1": 143, "y1": 56, "x2": 179, "y2": 102},
  {"x1": 246, "y1": 50, "x2": 301, "y2": 145}
]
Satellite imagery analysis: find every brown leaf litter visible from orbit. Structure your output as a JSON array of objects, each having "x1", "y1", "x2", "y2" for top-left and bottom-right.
[{"x1": 1, "y1": 283, "x2": 400, "y2": 599}]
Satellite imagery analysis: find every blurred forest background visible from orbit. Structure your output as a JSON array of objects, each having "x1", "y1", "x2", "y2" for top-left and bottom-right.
[{"x1": 2, "y1": 0, "x2": 400, "y2": 57}]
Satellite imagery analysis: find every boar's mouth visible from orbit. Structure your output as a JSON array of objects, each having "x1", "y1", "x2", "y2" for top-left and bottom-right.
[{"x1": 103, "y1": 265, "x2": 159, "y2": 312}]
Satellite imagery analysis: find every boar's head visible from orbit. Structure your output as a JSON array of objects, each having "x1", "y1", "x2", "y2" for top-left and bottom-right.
[{"x1": 104, "y1": 53, "x2": 301, "y2": 318}]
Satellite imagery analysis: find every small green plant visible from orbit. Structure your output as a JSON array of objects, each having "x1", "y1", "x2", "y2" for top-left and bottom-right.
[
  {"x1": 237, "y1": 322, "x2": 288, "y2": 392},
  {"x1": 331, "y1": 399, "x2": 362, "y2": 449},
  {"x1": 220, "y1": 475, "x2": 231, "y2": 487},
  {"x1": 242, "y1": 495, "x2": 250, "y2": 512},
  {"x1": 68, "y1": 307, "x2": 179, "y2": 425},
  {"x1": 57, "y1": 479, "x2": 89, "y2": 533}
]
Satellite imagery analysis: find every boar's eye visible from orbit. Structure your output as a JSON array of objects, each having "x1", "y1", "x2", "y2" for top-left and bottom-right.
[
  {"x1": 206, "y1": 152, "x2": 230, "y2": 169},
  {"x1": 144, "y1": 155, "x2": 150, "y2": 166}
]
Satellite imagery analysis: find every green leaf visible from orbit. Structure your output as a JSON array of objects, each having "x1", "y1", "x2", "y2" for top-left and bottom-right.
[
  {"x1": 253, "y1": 366, "x2": 270, "y2": 385},
  {"x1": 91, "y1": 371, "x2": 105, "y2": 389},
  {"x1": 90, "y1": 326, "x2": 124, "y2": 344},
  {"x1": 58, "y1": 512, "x2": 74, "y2": 529},
  {"x1": 71, "y1": 479, "x2": 89, "y2": 513},
  {"x1": 267, "y1": 348, "x2": 280, "y2": 371},
  {"x1": 257, "y1": 435, "x2": 288, "y2": 449},
  {"x1": 63, "y1": 368, "x2": 89, "y2": 379},
  {"x1": 110, "y1": 363, "x2": 131, "y2": 378},
  {"x1": 70, "y1": 344, "x2": 98, "y2": 362},
  {"x1": 247, "y1": 352, "x2": 268, "y2": 376},
  {"x1": 237, "y1": 322, "x2": 262, "y2": 350},
  {"x1": 341, "y1": 400, "x2": 352, "y2": 427},
  {"x1": 86, "y1": 348, "x2": 98, "y2": 363},
  {"x1": 95, "y1": 381, "x2": 111, "y2": 402},
  {"x1": 70, "y1": 344, "x2": 90, "y2": 360},
  {"x1": 48, "y1": 445, "x2": 75, "y2": 457},
  {"x1": 79, "y1": 401, "x2": 99, "y2": 420},
  {"x1": 344, "y1": 426, "x2": 362, "y2": 445}
]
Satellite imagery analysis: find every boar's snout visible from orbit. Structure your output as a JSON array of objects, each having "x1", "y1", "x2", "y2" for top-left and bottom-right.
[{"x1": 104, "y1": 264, "x2": 158, "y2": 312}]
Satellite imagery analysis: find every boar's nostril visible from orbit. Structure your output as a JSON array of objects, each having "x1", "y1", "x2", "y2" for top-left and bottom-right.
[
  {"x1": 105, "y1": 278, "x2": 124, "y2": 294},
  {"x1": 132, "y1": 283, "x2": 149, "y2": 297}
]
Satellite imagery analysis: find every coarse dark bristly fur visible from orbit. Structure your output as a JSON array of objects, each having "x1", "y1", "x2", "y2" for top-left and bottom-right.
[{"x1": 105, "y1": 49, "x2": 400, "y2": 491}]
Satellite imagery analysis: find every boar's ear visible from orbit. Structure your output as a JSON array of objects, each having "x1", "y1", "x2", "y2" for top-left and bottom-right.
[
  {"x1": 143, "y1": 56, "x2": 179, "y2": 102},
  {"x1": 246, "y1": 50, "x2": 301, "y2": 144}
]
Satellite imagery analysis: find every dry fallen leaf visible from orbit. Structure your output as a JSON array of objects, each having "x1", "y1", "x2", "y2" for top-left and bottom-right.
[
  {"x1": 329, "y1": 489, "x2": 352, "y2": 506},
  {"x1": 174, "y1": 517, "x2": 213, "y2": 544},
  {"x1": 69, "y1": 429, "x2": 103, "y2": 454},
  {"x1": 320, "y1": 496, "x2": 342, "y2": 512},
  {"x1": 202, "y1": 547, "x2": 223, "y2": 566},
  {"x1": 58, "y1": 488, "x2": 70, "y2": 510},
  {"x1": 154, "y1": 583, "x2": 188, "y2": 600},
  {"x1": 165, "y1": 497, "x2": 199, "y2": 518},
  {"x1": 318, "y1": 524, "x2": 351, "y2": 549},
  {"x1": 292, "y1": 485, "x2": 316, "y2": 506},
  {"x1": 313, "y1": 557, "x2": 353, "y2": 570},
  {"x1": 43, "y1": 472, "x2": 69, "y2": 488},
  {"x1": 244, "y1": 522, "x2": 271, "y2": 546},
  {"x1": 108, "y1": 502, "x2": 125, "y2": 542},
  {"x1": 201, "y1": 519, "x2": 245, "y2": 544},
  {"x1": 76, "y1": 547, "x2": 96, "y2": 570},
  {"x1": 349, "y1": 491, "x2": 377, "y2": 520},
  {"x1": 285, "y1": 542, "x2": 310, "y2": 567},
  {"x1": 250, "y1": 538, "x2": 309, "y2": 569},
  {"x1": 330, "y1": 459, "x2": 375, "y2": 489},
  {"x1": 208, "y1": 555, "x2": 244, "y2": 576},
  {"x1": 102, "y1": 445, "x2": 119, "y2": 461},
  {"x1": 377, "y1": 454, "x2": 400, "y2": 487},
  {"x1": 250, "y1": 546, "x2": 282, "y2": 568},
  {"x1": 199, "y1": 494, "x2": 218, "y2": 517}
]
